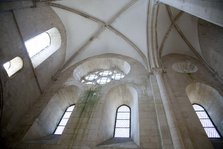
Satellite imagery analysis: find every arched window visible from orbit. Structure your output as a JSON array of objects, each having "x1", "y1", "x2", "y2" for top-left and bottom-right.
[
  {"x1": 114, "y1": 105, "x2": 130, "y2": 138},
  {"x1": 192, "y1": 104, "x2": 221, "y2": 138},
  {"x1": 54, "y1": 105, "x2": 75, "y2": 135},
  {"x1": 25, "y1": 32, "x2": 51, "y2": 58},
  {"x1": 3, "y1": 57, "x2": 23, "y2": 77},
  {"x1": 25, "y1": 27, "x2": 61, "y2": 68}
]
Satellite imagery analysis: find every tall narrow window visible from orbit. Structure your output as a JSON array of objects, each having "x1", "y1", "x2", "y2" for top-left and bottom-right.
[
  {"x1": 3, "y1": 57, "x2": 23, "y2": 77},
  {"x1": 24, "y1": 27, "x2": 61, "y2": 68},
  {"x1": 54, "y1": 105, "x2": 75, "y2": 135},
  {"x1": 193, "y1": 104, "x2": 221, "y2": 138},
  {"x1": 114, "y1": 105, "x2": 130, "y2": 138}
]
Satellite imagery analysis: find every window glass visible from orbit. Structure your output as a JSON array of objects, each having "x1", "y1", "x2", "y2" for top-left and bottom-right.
[
  {"x1": 97, "y1": 77, "x2": 111, "y2": 85},
  {"x1": 111, "y1": 73, "x2": 125, "y2": 80},
  {"x1": 85, "y1": 74, "x2": 98, "y2": 81},
  {"x1": 114, "y1": 105, "x2": 130, "y2": 138},
  {"x1": 3, "y1": 57, "x2": 23, "y2": 77},
  {"x1": 99, "y1": 70, "x2": 112, "y2": 76},
  {"x1": 24, "y1": 27, "x2": 61, "y2": 68},
  {"x1": 81, "y1": 69, "x2": 125, "y2": 85},
  {"x1": 25, "y1": 32, "x2": 50, "y2": 58},
  {"x1": 192, "y1": 104, "x2": 220, "y2": 138},
  {"x1": 114, "y1": 128, "x2": 129, "y2": 138},
  {"x1": 54, "y1": 126, "x2": 65, "y2": 135},
  {"x1": 54, "y1": 105, "x2": 75, "y2": 135}
]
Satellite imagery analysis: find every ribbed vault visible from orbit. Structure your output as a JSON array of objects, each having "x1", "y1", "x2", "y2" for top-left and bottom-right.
[{"x1": 49, "y1": 0, "x2": 211, "y2": 72}]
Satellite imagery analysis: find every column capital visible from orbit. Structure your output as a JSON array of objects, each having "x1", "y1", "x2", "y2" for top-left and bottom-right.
[{"x1": 152, "y1": 67, "x2": 163, "y2": 75}]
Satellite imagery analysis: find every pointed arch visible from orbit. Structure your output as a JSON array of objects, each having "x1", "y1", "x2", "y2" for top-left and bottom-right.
[{"x1": 192, "y1": 103, "x2": 221, "y2": 138}]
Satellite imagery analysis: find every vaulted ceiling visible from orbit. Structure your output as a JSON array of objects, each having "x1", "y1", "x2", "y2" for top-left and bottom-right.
[{"x1": 49, "y1": 0, "x2": 204, "y2": 71}]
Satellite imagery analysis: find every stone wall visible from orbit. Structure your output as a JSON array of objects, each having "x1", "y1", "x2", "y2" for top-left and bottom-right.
[
  {"x1": 198, "y1": 19, "x2": 223, "y2": 81},
  {"x1": 0, "y1": 3, "x2": 66, "y2": 146},
  {"x1": 162, "y1": 54, "x2": 223, "y2": 148},
  {"x1": 16, "y1": 55, "x2": 173, "y2": 149}
]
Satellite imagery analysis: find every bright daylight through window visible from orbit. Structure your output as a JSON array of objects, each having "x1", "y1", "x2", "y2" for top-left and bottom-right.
[
  {"x1": 54, "y1": 105, "x2": 75, "y2": 135},
  {"x1": 114, "y1": 105, "x2": 130, "y2": 138},
  {"x1": 193, "y1": 104, "x2": 220, "y2": 138},
  {"x1": 81, "y1": 69, "x2": 125, "y2": 85},
  {"x1": 25, "y1": 32, "x2": 50, "y2": 58},
  {"x1": 3, "y1": 57, "x2": 23, "y2": 77},
  {"x1": 24, "y1": 27, "x2": 61, "y2": 68}
]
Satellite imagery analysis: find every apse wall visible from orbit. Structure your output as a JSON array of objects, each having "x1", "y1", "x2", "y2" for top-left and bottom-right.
[
  {"x1": 14, "y1": 3, "x2": 66, "y2": 90},
  {"x1": 162, "y1": 54, "x2": 223, "y2": 148},
  {"x1": 0, "y1": 3, "x2": 66, "y2": 146},
  {"x1": 186, "y1": 83, "x2": 223, "y2": 135},
  {"x1": 99, "y1": 85, "x2": 139, "y2": 145},
  {"x1": 15, "y1": 55, "x2": 172, "y2": 149}
]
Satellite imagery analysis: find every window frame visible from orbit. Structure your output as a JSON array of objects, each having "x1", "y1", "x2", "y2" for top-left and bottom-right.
[
  {"x1": 113, "y1": 104, "x2": 131, "y2": 138},
  {"x1": 192, "y1": 103, "x2": 222, "y2": 139},
  {"x1": 54, "y1": 104, "x2": 75, "y2": 135}
]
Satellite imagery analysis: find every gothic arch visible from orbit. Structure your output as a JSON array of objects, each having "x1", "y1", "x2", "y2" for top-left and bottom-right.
[
  {"x1": 99, "y1": 85, "x2": 139, "y2": 145},
  {"x1": 186, "y1": 82, "x2": 223, "y2": 135}
]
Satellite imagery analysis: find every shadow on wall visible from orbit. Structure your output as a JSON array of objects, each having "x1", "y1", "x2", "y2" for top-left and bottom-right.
[
  {"x1": 186, "y1": 82, "x2": 223, "y2": 136},
  {"x1": 198, "y1": 19, "x2": 223, "y2": 80}
]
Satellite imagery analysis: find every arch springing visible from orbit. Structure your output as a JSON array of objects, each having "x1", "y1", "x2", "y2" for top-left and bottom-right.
[
  {"x1": 54, "y1": 105, "x2": 75, "y2": 135},
  {"x1": 192, "y1": 104, "x2": 221, "y2": 138},
  {"x1": 114, "y1": 105, "x2": 130, "y2": 138}
]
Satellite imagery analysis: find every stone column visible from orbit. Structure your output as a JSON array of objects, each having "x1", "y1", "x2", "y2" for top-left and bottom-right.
[{"x1": 153, "y1": 68, "x2": 185, "y2": 149}]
